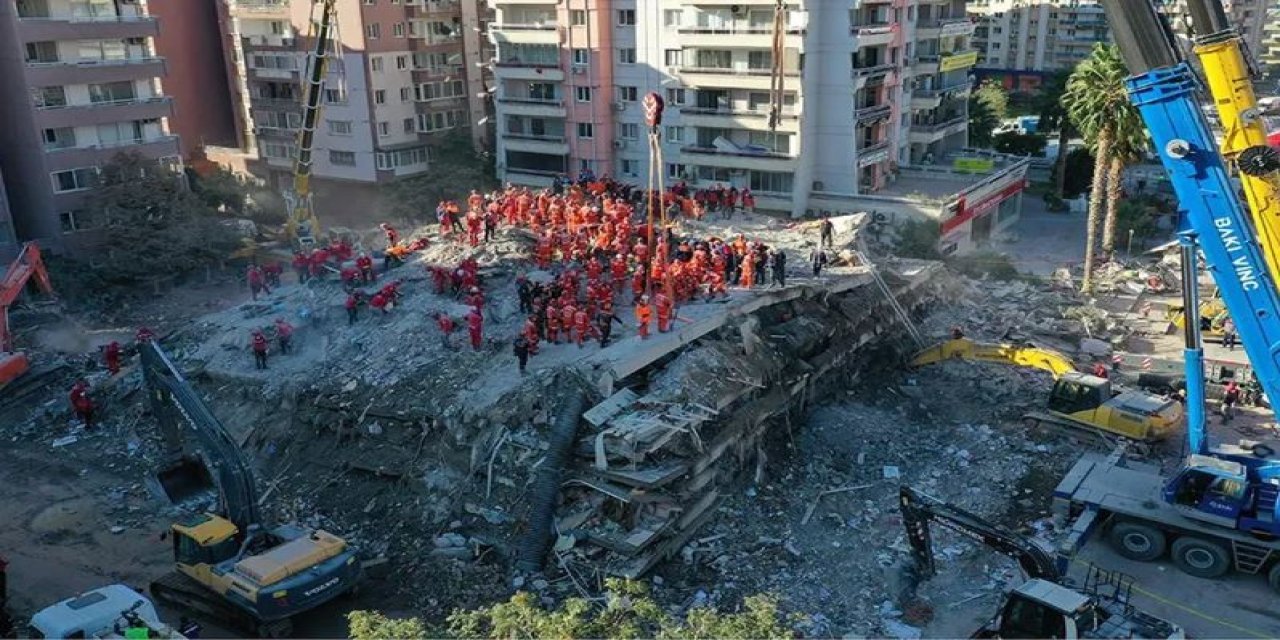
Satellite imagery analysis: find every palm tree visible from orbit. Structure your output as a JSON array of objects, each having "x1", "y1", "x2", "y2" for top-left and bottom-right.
[
  {"x1": 1102, "y1": 110, "x2": 1148, "y2": 257},
  {"x1": 1033, "y1": 70, "x2": 1073, "y2": 200},
  {"x1": 1063, "y1": 43, "x2": 1141, "y2": 292}
]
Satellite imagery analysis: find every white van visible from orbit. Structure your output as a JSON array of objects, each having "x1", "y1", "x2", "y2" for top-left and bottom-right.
[{"x1": 29, "y1": 585, "x2": 185, "y2": 639}]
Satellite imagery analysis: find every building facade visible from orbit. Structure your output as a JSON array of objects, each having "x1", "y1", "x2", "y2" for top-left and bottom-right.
[
  {"x1": 218, "y1": 0, "x2": 494, "y2": 216},
  {"x1": 488, "y1": 0, "x2": 981, "y2": 218},
  {"x1": 0, "y1": 0, "x2": 180, "y2": 246},
  {"x1": 150, "y1": 0, "x2": 239, "y2": 156}
]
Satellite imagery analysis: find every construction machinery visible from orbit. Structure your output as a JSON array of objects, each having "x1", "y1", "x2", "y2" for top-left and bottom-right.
[
  {"x1": 1054, "y1": 0, "x2": 1280, "y2": 592},
  {"x1": 139, "y1": 341, "x2": 360, "y2": 636},
  {"x1": 29, "y1": 584, "x2": 189, "y2": 639},
  {"x1": 0, "y1": 242, "x2": 54, "y2": 389},
  {"x1": 282, "y1": 0, "x2": 338, "y2": 250},
  {"x1": 909, "y1": 338, "x2": 1183, "y2": 442},
  {"x1": 1165, "y1": 289, "x2": 1230, "y2": 340},
  {"x1": 898, "y1": 486, "x2": 1184, "y2": 639}
]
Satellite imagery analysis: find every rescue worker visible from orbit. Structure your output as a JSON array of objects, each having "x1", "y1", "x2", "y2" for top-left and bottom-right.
[
  {"x1": 247, "y1": 264, "x2": 269, "y2": 300},
  {"x1": 380, "y1": 222, "x2": 399, "y2": 247},
  {"x1": 466, "y1": 308, "x2": 483, "y2": 351},
  {"x1": 654, "y1": 291, "x2": 674, "y2": 333},
  {"x1": 596, "y1": 308, "x2": 622, "y2": 347},
  {"x1": 69, "y1": 379, "x2": 94, "y2": 429},
  {"x1": 251, "y1": 330, "x2": 269, "y2": 370},
  {"x1": 263, "y1": 261, "x2": 283, "y2": 288},
  {"x1": 466, "y1": 286, "x2": 485, "y2": 316},
  {"x1": 635, "y1": 295, "x2": 652, "y2": 339},
  {"x1": 809, "y1": 247, "x2": 828, "y2": 278},
  {"x1": 770, "y1": 249, "x2": 787, "y2": 287},
  {"x1": 1091, "y1": 362, "x2": 1109, "y2": 379},
  {"x1": 103, "y1": 341, "x2": 121, "y2": 375},
  {"x1": 514, "y1": 335, "x2": 530, "y2": 374},
  {"x1": 340, "y1": 265, "x2": 360, "y2": 288},
  {"x1": 370, "y1": 291, "x2": 390, "y2": 314},
  {"x1": 523, "y1": 315, "x2": 541, "y2": 355},
  {"x1": 356, "y1": 253, "x2": 375, "y2": 283},
  {"x1": 573, "y1": 307, "x2": 592, "y2": 348},
  {"x1": 819, "y1": 216, "x2": 834, "y2": 248},
  {"x1": 1223, "y1": 380, "x2": 1241, "y2": 423},
  {"x1": 517, "y1": 276, "x2": 533, "y2": 314},
  {"x1": 345, "y1": 293, "x2": 359, "y2": 325},
  {"x1": 740, "y1": 251, "x2": 756, "y2": 288},
  {"x1": 436, "y1": 312, "x2": 455, "y2": 349},
  {"x1": 291, "y1": 251, "x2": 309, "y2": 283},
  {"x1": 136, "y1": 326, "x2": 156, "y2": 343},
  {"x1": 274, "y1": 319, "x2": 294, "y2": 355}
]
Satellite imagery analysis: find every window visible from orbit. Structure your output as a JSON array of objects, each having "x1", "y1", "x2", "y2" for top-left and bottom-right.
[
  {"x1": 400, "y1": 87, "x2": 411, "y2": 102},
  {"x1": 751, "y1": 170, "x2": 793, "y2": 193},
  {"x1": 619, "y1": 48, "x2": 636, "y2": 64},
  {"x1": 31, "y1": 86, "x2": 67, "y2": 108},
  {"x1": 324, "y1": 88, "x2": 347, "y2": 104},
  {"x1": 363, "y1": 0, "x2": 374, "y2": 4},
  {"x1": 416, "y1": 109, "x2": 466, "y2": 132},
  {"x1": 328, "y1": 120, "x2": 353, "y2": 135},
  {"x1": 575, "y1": 86, "x2": 592, "y2": 102},
  {"x1": 619, "y1": 123, "x2": 639, "y2": 139},
  {"x1": 666, "y1": 88, "x2": 686, "y2": 105},
  {"x1": 378, "y1": 121, "x2": 390, "y2": 136},
  {"x1": 665, "y1": 126, "x2": 684, "y2": 143},
  {"x1": 404, "y1": 117, "x2": 414, "y2": 133},
  {"x1": 664, "y1": 49, "x2": 682, "y2": 67},
  {"x1": 59, "y1": 209, "x2": 94, "y2": 233},
  {"x1": 51, "y1": 167, "x2": 97, "y2": 193},
  {"x1": 620, "y1": 158, "x2": 638, "y2": 176},
  {"x1": 570, "y1": 10, "x2": 586, "y2": 25},
  {"x1": 393, "y1": 22, "x2": 406, "y2": 37},
  {"x1": 42, "y1": 127, "x2": 76, "y2": 150},
  {"x1": 695, "y1": 49, "x2": 731, "y2": 69},
  {"x1": 329, "y1": 150, "x2": 357, "y2": 166},
  {"x1": 370, "y1": 57, "x2": 384, "y2": 72},
  {"x1": 618, "y1": 86, "x2": 638, "y2": 102},
  {"x1": 97, "y1": 120, "x2": 144, "y2": 146},
  {"x1": 415, "y1": 80, "x2": 466, "y2": 101},
  {"x1": 664, "y1": 9, "x2": 681, "y2": 26},
  {"x1": 617, "y1": 9, "x2": 635, "y2": 25},
  {"x1": 748, "y1": 50, "x2": 773, "y2": 70},
  {"x1": 666, "y1": 163, "x2": 687, "y2": 179},
  {"x1": 374, "y1": 89, "x2": 386, "y2": 104},
  {"x1": 260, "y1": 141, "x2": 294, "y2": 159},
  {"x1": 572, "y1": 48, "x2": 589, "y2": 65},
  {"x1": 577, "y1": 122, "x2": 594, "y2": 139},
  {"x1": 395, "y1": 55, "x2": 408, "y2": 70},
  {"x1": 365, "y1": 23, "x2": 381, "y2": 38},
  {"x1": 25, "y1": 41, "x2": 58, "y2": 63},
  {"x1": 88, "y1": 81, "x2": 135, "y2": 104}
]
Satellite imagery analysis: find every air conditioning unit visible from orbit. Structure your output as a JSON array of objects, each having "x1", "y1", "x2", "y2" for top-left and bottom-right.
[
  {"x1": 613, "y1": 139, "x2": 626, "y2": 149},
  {"x1": 571, "y1": 65, "x2": 586, "y2": 74},
  {"x1": 612, "y1": 101, "x2": 626, "y2": 112},
  {"x1": 730, "y1": 4, "x2": 746, "y2": 16}
]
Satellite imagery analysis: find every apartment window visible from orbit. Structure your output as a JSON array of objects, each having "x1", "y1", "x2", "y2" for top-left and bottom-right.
[
  {"x1": 88, "y1": 81, "x2": 136, "y2": 104},
  {"x1": 666, "y1": 163, "x2": 687, "y2": 180},
  {"x1": 665, "y1": 126, "x2": 684, "y2": 143},
  {"x1": 324, "y1": 88, "x2": 347, "y2": 104},
  {"x1": 620, "y1": 158, "x2": 638, "y2": 176},
  {"x1": 393, "y1": 22, "x2": 406, "y2": 37},
  {"x1": 97, "y1": 120, "x2": 144, "y2": 146},
  {"x1": 577, "y1": 122, "x2": 594, "y2": 139},
  {"x1": 416, "y1": 109, "x2": 465, "y2": 132},
  {"x1": 664, "y1": 9, "x2": 681, "y2": 26},
  {"x1": 371, "y1": 57, "x2": 384, "y2": 72},
  {"x1": 328, "y1": 120, "x2": 353, "y2": 135},
  {"x1": 375, "y1": 89, "x2": 386, "y2": 104},
  {"x1": 329, "y1": 150, "x2": 357, "y2": 166},
  {"x1": 618, "y1": 86, "x2": 638, "y2": 102},
  {"x1": 748, "y1": 50, "x2": 773, "y2": 70},
  {"x1": 575, "y1": 86, "x2": 592, "y2": 102},
  {"x1": 25, "y1": 41, "x2": 58, "y2": 63},
  {"x1": 42, "y1": 127, "x2": 76, "y2": 150},
  {"x1": 695, "y1": 50, "x2": 731, "y2": 69},
  {"x1": 572, "y1": 49, "x2": 589, "y2": 65},
  {"x1": 619, "y1": 48, "x2": 637, "y2": 64},
  {"x1": 664, "y1": 49, "x2": 682, "y2": 67},
  {"x1": 396, "y1": 55, "x2": 408, "y2": 70},
  {"x1": 751, "y1": 170, "x2": 793, "y2": 193},
  {"x1": 749, "y1": 131, "x2": 791, "y2": 153},
  {"x1": 51, "y1": 167, "x2": 97, "y2": 193},
  {"x1": 619, "y1": 123, "x2": 639, "y2": 139},
  {"x1": 404, "y1": 117, "x2": 415, "y2": 133},
  {"x1": 570, "y1": 10, "x2": 586, "y2": 25},
  {"x1": 617, "y1": 9, "x2": 635, "y2": 25},
  {"x1": 377, "y1": 121, "x2": 391, "y2": 136},
  {"x1": 31, "y1": 86, "x2": 67, "y2": 108},
  {"x1": 666, "y1": 88, "x2": 686, "y2": 105},
  {"x1": 400, "y1": 87, "x2": 412, "y2": 102},
  {"x1": 260, "y1": 141, "x2": 294, "y2": 159},
  {"x1": 365, "y1": 23, "x2": 381, "y2": 38},
  {"x1": 59, "y1": 209, "x2": 93, "y2": 233},
  {"x1": 363, "y1": 0, "x2": 374, "y2": 4}
]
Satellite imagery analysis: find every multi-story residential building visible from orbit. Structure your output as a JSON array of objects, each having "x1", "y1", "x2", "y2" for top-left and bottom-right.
[
  {"x1": 0, "y1": 170, "x2": 17, "y2": 261},
  {"x1": 218, "y1": 0, "x2": 493, "y2": 216},
  {"x1": 0, "y1": 0, "x2": 180, "y2": 247},
  {"x1": 151, "y1": 0, "x2": 239, "y2": 156}
]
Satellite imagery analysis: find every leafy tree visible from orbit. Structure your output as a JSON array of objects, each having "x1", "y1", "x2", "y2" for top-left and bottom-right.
[
  {"x1": 1032, "y1": 70, "x2": 1073, "y2": 200},
  {"x1": 992, "y1": 132, "x2": 1048, "y2": 156},
  {"x1": 386, "y1": 131, "x2": 498, "y2": 223},
  {"x1": 188, "y1": 166, "x2": 287, "y2": 226},
  {"x1": 1058, "y1": 148, "x2": 1096, "y2": 200},
  {"x1": 349, "y1": 579, "x2": 796, "y2": 640},
  {"x1": 968, "y1": 81, "x2": 1009, "y2": 148},
  {"x1": 1064, "y1": 43, "x2": 1142, "y2": 292}
]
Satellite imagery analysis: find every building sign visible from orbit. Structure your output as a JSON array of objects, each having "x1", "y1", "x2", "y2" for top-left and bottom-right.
[
  {"x1": 858, "y1": 147, "x2": 891, "y2": 168},
  {"x1": 940, "y1": 180, "x2": 1023, "y2": 236},
  {"x1": 952, "y1": 157, "x2": 994, "y2": 173},
  {"x1": 939, "y1": 21, "x2": 975, "y2": 37},
  {"x1": 939, "y1": 51, "x2": 979, "y2": 72}
]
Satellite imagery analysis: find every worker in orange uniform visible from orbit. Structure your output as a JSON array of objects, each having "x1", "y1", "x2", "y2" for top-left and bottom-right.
[
  {"x1": 545, "y1": 301, "x2": 561, "y2": 344},
  {"x1": 654, "y1": 291, "x2": 674, "y2": 333},
  {"x1": 251, "y1": 330, "x2": 269, "y2": 370},
  {"x1": 631, "y1": 269, "x2": 646, "y2": 303},
  {"x1": 560, "y1": 302, "x2": 576, "y2": 341},
  {"x1": 573, "y1": 307, "x2": 592, "y2": 348},
  {"x1": 635, "y1": 295, "x2": 652, "y2": 339},
  {"x1": 274, "y1": 318, "x2": 294, "y2": 355},
  {"x1": 740, "y1": 251, "x2": 756, "y2": 288},
  {"x1": 466, "y1": 309, "x2": 483, "y2": 351},
  {"x1": 103, "y1": 341, "x2": 121, "y2": 375},
  {"x1": 466, "y1": 211, "x2": 482, "y2": 247},
  {"x1": 69, "y1": 379, "x2": 95, "y2": 429},
  {"x1": 436, "y1": 312, "x2": 455, "y2": 349}
]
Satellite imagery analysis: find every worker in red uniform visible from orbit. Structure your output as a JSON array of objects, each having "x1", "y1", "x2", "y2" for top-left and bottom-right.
[
  {"x1": 466, "y1": 211, "x2": 482, "y2": 247},
  {"x1": 466, "y1": 309, "x2": 483, "y2": 351},
  {"x1": 1091, "y1": 362, "x2": 1109, "y2": 379},
  {"x1": 632, "y1": 269, "x2": 646, "y2": 302},
  {"x1": 573, "y1": 308, "x2": 592, "y2": 348},
  {"x1": 103, "y1": 341, "x2": 121, "y2": 375},
  {"x1": 370, "y1": 292, "x2": 390, "y2": 314},
  {"x1": 274, "y1": 319, "x2": 294, "y2": 355},
  {"x1": 247, "y1": 264, "x2": 269, "y2": 300},
  {"x1": 340, "y1": 265, "x2": 360, "y2": 288},
  {"x1": 263, "y1": 261, "x2": 283, "y2": 288},
  {"x1": 69, "y1": 379, "x2": 94, "y2": 429},
  {"x1": 429, "y1": 265, "x2": 448, "y2": 294},
  {"x1": 523, "y1": 316, "x2": 540, "y2": 355},
  {"x1": 545, "y1": 301, "x2": 561, "y2": 344},
  {"x1": 136, "y1": 326, "x2": 155, "y2": 343},
  {"x1": 635, "y1": 296, "x2": 652, "y2": 339},
  {"x1": 465, "y1": 286, "x2": 485, "y2": 316},
  {"x1": 291, "y1": 251, "x2": 309, "y2": 283},
  {"x1": 436, "y1": 312, "x2": 455, "y2": 349},
  {"x1": 654, "y1": 291, "x2": 674, "y2": 333},
  {"x1": 344, "y1": 293, "x2": 359, "y2": 325},
  {"x1": 251, "y1": 330, "x2": 269, "y2": 370},
  {"x1": 356, "y1": 253, "x2": 375, "y2": 284},
  {"x1": 380, "y1": 223, "x2": 399, "y2": 248}
]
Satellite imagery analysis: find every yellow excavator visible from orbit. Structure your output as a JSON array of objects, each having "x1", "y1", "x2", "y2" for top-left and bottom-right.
[
  {"x1": 1166, "y1": 288, "x2": 1230, "y2": 340},
  {"x1": 910, "y1": 338, "x2": 1183, "y2": 443}
]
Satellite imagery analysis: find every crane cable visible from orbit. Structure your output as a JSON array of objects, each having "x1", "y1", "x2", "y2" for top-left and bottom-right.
[
  {"x1": 643, "y1": 93, "x2": 666, "y2": 298},
  {"x1": 767, "y1": 0, "x2": 786, "y2": 132}
]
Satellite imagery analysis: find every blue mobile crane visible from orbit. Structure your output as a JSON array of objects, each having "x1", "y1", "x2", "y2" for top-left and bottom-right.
[{"x1": 1053, "y1": 0, "x2": 1280, "y2": 589}]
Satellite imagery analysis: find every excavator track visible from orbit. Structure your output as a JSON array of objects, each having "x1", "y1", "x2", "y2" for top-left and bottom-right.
[
  {"x1": 150, "y1": 573, "x2": 293, "y2": 638},
  {"x1": 1020, "y1": 411, "x2": 1153, "y2": 457}
]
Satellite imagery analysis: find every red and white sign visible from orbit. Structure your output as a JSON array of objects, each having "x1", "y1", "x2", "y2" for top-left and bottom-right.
[{"x1": 940, "y1": 180, "x2": 1023, "y2": 236}]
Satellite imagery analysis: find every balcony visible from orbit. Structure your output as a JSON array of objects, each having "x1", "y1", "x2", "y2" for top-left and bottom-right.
[
  {"x1": 228, "y1": 0, "x2": 291, "y2": 17},
  {"x1": 25, "y1": 56, "x2": 166, "y2": 85},
  {"x1": 241, "y1": 35, "x2": 298, "y2": 49},
  {"x1": 854, "y1": 103, "x2": 891, "y2": 124},
  {"x1": 850, "y1": 23, "x2": 895, "y2": 48},
  {"x1": 502, "y1": 133, "x2": 569, "y2": 155},
  {"x1": 857, "y1": 140, "x2": 892, "y2": 168},
  {"x1": 679, "y1": 106, "x2": 800, "y2": 132},
  {"x1": 916, "y1": 18, "x2": 976, "y2": 39},
  {"x1": 248, "y1": 64, "x2": 300, "y2": 80},
  {"x1": 496, "y1": 96, "x2": 566, "y2": 118},
  {"x1": 677, "y1": 66, "x2": 800, "y2": 90},
  {"x1": 909, "y1": 115, "x2": 967, "y2": 143},
  {"x1": 679, "y1": 145, "x2": 798, "y2": 172},
  {"x1": 675, "y1": 25, "x2": 804, "y2": 49},
  {"x1": 34, "y1": 96, "x2": 173, "y2": 129},
  {"x1": 911, "y1": 79, "x2": 971, "y2": 108},
  {"x1": 17, "y1": 14, "x2": 158, "y2": 40},
  {"x1": 44, "y1": 135, "x2": 180, "y2": 171},
  {"x1": 489, "y1": 23, "x2": 560, "y2": 45}
]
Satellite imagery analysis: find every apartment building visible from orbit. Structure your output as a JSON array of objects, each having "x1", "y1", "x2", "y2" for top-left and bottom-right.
[
  {"x1": 150, "y1": 0, "x2": 238, "y2": 156},
  {"x1": 488, "y1": 0, "x2": 993, "y2": 220},
  {"x1": 219, "y1": 0, "x2": 493, "y2": 214},
  {"x1": 0, "y1": 0, "x2": 179, "y2": 246}
]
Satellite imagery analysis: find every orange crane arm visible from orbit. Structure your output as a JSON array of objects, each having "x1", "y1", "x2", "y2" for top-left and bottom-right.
[{"x1": 1, "y1": 241, "x2": 56, "y2": 357}]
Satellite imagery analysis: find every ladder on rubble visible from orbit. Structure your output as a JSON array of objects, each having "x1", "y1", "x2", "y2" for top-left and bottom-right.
[{"x1": 854, "y1": 246, "x2": 924, "y2": 349}]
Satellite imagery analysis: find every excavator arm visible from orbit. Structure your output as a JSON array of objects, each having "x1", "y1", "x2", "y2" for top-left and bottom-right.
[
  {"x1": 1, "y1": 242, "x2": 55, "y2": 353},
  {"x1": 908, "y1": 337, "x2": 1077, "y2": 378},
  {"x1": 140, "y1": 342, "x2": 261, "y2": 531},
  {"x1": 899, "y1": 485, "x2": 1060, "y2": 581}
]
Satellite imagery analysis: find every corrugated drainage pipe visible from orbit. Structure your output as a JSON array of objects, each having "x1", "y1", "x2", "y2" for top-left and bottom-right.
[{"x1": 515, "y1": 391, "x2": 585, "y2": 573}]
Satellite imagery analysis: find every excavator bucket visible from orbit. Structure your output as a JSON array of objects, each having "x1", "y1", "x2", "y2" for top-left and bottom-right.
[{"x1": 156, "y1": 456, "x2": 215, "y2": 504}]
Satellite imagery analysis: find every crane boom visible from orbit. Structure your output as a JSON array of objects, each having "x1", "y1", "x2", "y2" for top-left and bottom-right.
[
  {"x1": 1, "y1": 242, "x2": 54, "y2": 353},
  {"x1": 284, "y1": 0, "x2": 337, "y2": 248}
]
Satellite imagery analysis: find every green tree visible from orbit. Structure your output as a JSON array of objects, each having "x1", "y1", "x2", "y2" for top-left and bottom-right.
[
  {"x1": 1032, "y1": 70, "x2": 1074, "y2": 200},
  {"x1": 386, "y1": 131, "x2": 497, "y2": 223},
  {"x1": 1059, "y1": 147, "x2": 1096, "y2": 199},
  {"x1": 347, "y1": 611, "x2": 429, "y2": 640},
  {"x1": 968, "y1": 81, "x2": 1009, "y2": 148},
  {"x1": 1063, "y1": 43, "x2": 1142, "y2": 292},
  {"x1": 992, "y1": 131, "x2": 1048, "y2": 156}
]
